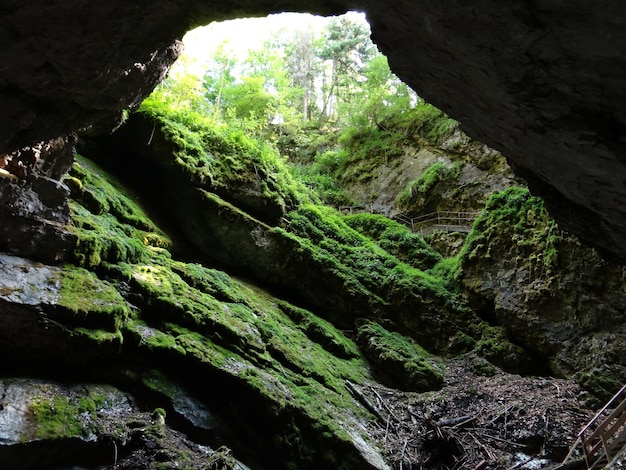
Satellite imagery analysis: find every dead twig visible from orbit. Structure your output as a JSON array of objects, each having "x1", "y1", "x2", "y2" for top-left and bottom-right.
[
  {"x1": 371, "y1": 386, "x2": 402, "y2": 423},
  {"x1": 345, "y1": 380, "x2": 386, "y2": 422},
  {"x1": 480, "y1": 432, "x2": 528, "y2": 449},
  {"x1": 399, "y1": 439, "x2": 409, "y2": 470},
  {"x1": 468, "y1": 431, "x2": 496, "y2": 461}
]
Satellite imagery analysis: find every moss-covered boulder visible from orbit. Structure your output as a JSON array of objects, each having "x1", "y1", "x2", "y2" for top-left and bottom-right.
[{"x1": 357, "y1": 321, "x2": 444, "y2": 392}]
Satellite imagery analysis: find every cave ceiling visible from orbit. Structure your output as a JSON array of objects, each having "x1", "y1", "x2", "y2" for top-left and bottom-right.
[{"x1": 1, "y1": 1, "x2": 625, "y2": 261}]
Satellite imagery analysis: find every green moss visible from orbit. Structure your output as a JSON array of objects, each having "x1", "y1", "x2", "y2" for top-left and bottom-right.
[
  {"x1": 459, "y1": 187, "x2": 562, "y2": 278},
  {"x1": 65, "y1": 156, "x2": 171, "y2": 269},
  {"x1": 344, "y1": 213, "x2": 442, "y2": 270},
  {"x1": 139, "y1": 96, "x2": 309, "y2": 219},
  {"x1": 356, "y1": 321, "x2": 444, "y2": 392},
  {"x1": 575, "y1": 367, "x2": 624, "y2": 405},
  {"x1": 474, "y1": 326, "x2": 534, "y2": 374},
  {"x1": 278, "y1": 302, "x2": 360, "y2": 360},
  {"x1": 73, "y1": 327, "x2": 124, "y2": 346},
  {"x1": 428, "y1": 255, "x2": 462, "y2": 291},
  {"x1": 29, "y1": 393, "x2": 105, "y2": 440},
  {"x1": 54, "y1": 265, "x2": 130, "y2": 330},
  {"x1": 469, "y1": 356, "x2": 498, "y2": 377},
  {"x1": 284, "y1": 204, "x2": 454, "y2": 305},
  {"x1": 396, "y1": 161, "x2": 461, "y2": 209}
]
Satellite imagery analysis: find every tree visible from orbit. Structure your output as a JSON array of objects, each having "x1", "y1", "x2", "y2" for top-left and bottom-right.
[
  {"x1": 317, "y1": 15, "x2": 376, "y2": 120},
  {"x1": 351, "y1": 54, "x2": 414, "y2": 128},
  {"x1": 202, "y1": 43, "x2": 237, "y2": 115},
  {"x1": 284, "y1": 27, "x2": 323, "y2": 121}
]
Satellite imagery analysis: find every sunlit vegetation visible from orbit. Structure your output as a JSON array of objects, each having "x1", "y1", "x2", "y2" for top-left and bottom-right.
[{"x1": 153, "y1": 13, "x2": 459, "y2": 206}]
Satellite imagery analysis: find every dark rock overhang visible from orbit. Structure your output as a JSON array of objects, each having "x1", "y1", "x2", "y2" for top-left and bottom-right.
[{"x1": 1, "y1": 1, "x2": 625, "y2": 261}]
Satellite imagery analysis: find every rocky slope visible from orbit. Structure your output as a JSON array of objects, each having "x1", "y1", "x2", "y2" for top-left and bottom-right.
[
  {"x1": 0, "y1": 92, "x2": 624, "y2": 469},
  {"x1": 332, "y1": 119, "x2": 626, "y2": 402}
]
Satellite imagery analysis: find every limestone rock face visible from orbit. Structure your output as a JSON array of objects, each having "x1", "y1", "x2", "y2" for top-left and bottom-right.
[
  {"x1": 2, "y1": 1, "x2": 625, "y2": 259},
  {"x1": 0, "y1": 177, "x2": 76, "y2": 263},
  {"x1": 459, "y1": 188, "x2": 626, "y2": 399}
]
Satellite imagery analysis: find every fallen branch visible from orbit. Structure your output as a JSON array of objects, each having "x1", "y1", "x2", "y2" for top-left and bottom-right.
[
  {"x1": 370, "y1": 386, "x2": 402, "y2": 423},
  {"x1": 346, "y1": 380, "x2": 386, "y2": 422},
  {"x1": 479, "y1": 432, "x2": 528, "y2": 449},
  {"x1": 438, "y1": 415, "x2": 473, "y2": 428}
]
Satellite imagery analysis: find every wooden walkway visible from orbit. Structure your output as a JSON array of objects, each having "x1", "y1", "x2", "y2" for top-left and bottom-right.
[
  {"x1": 392, "y1": 211, "x2": 480, "y2": 234},
  {"x1": 560, "y1": 384, "x2": 626, "y2": 469},
  {"x1": 337, "y1": 206, "x2": 480, "y2": 234}
]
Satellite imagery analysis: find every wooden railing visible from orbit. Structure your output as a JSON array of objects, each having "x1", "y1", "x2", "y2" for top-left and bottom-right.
[
  {"x1": 337, "y1": 206, "x2": 481, "y2": 234},
  {"x1": 392, "y1": 211, "x2": 481, "y2": 234},
  {"x1": 561, "y1": 384, "x2": 626, "y2": 469}
]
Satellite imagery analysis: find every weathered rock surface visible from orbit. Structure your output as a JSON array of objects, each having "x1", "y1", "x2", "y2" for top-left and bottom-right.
[
  {"x1": 346, "y1": 127, "x2": 520, "y2": 218},
  {"x1": 459, "y1": 188, "x2": 626, "y2": 400},
  {"x1": 1, "y1": 1, "x2": 626, "y2": 260},
  {"x1": 0, "y1": 177, "x2": 75, "y2": 263},
  {"x1": 0, "y1": 377, "x2": 254, "y2": 470}
]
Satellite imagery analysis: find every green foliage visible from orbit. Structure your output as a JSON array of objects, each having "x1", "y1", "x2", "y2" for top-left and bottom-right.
[
  {"x1": 427, "y1": 255, "x2": 462, "y2": 291},
  {"x1": 310, "y1": 126, "x2": 408, "y2": 185},
  {"x1": 396, "y1": 161, "x2": 461, "y2": 209},
  {"x1": 356, "y1": 321, "x2": 444, "y2": 392},
  {"x1": 289, "y1": 164, "x2": 356, "y2": 206},
  {"x1": 412, "y1": 100, "x2": 458, "y2": 144}
]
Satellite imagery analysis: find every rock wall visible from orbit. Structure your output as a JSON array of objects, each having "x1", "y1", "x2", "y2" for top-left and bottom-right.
[
  {"x1": 459, "y1": 187, "x2": 626, "y2": 399},
  {"x1": 1, "y1": 1, "x2": 626, "y2": 260}
]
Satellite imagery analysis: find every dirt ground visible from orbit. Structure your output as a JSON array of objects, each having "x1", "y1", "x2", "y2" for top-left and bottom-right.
[{"x1": 352, "y1": 355, "x2": 616, "y2": 470}]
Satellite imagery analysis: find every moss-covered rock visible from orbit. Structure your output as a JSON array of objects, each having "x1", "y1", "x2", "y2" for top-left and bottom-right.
[
  {"x1": 65, "y1": 155, "x2": 170, "y2": 269},
  {"x1": 131, "y1": 98, "x2": 307, "y2": 225},
  {"x1": 459, "y1": 187, "x2": 626, "y2": 398},
  {"x1": 344, "y1": 212, "x2": 442, "y2": 270},
  {"x1": 63, "y1": 157, "x2": 390, "y2": 468},
  {"x1": 356, "y1": 321, "x2": 444, "y2": 392}
]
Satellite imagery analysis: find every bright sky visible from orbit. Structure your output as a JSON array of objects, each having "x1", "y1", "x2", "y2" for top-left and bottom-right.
[{"x1": 171, "y1": 11, "x2": 369, "y2": 79}]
